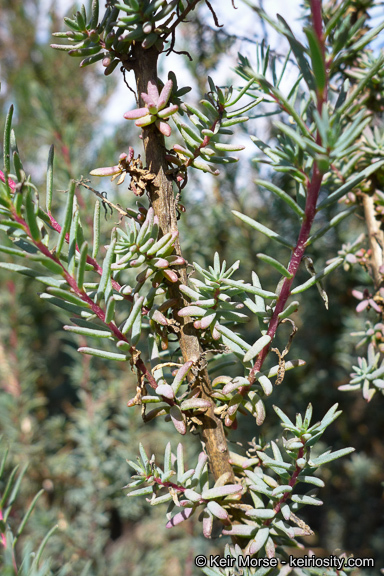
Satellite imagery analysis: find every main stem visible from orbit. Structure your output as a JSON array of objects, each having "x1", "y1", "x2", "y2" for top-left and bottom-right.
[
  {"x1": 129, "y1": 45, "x2": 234, "y2": 482},
  {"x1": 362, "y1": 193, "x2": 384, "y2": 290}
]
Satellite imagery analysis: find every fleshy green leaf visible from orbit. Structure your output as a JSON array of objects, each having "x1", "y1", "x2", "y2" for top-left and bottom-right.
[
  {"x1": 171, "y1": 361, "x2": 193, "y2": 395},
  {"x1": 78, "y1": 347, "x2": 128, "y2": 361},
  {"x1": 40, "y1": 293, "x2": 87, "y2": 314},
  {"x1": 56, "y1": 180, "x2": 76, "y2": 257},
  {"x1": 122, "y1": 296, "x2": 144, "y2": 335},
  {"x1": 216, "y1": 324, "x2": 250, "y2": 352},
  {"x1": 46, "y1": 145, "x2": 54, "y2": 212},
  {"x1": 276, "y1": 15, "x2": 314, "y2": 91},
  {"x1": 249, "y1": 527, "x2": 270, "y2": 554},
  {"x1": 222, "y1": 524, "x2": 255, "y2": 537},
  {"x1": 221, "y1": 277, "x2": 276, "y2": 299},
  {"x1": 310, "y1": 447, "x2": 355, "y2": 466},
  {"x1": 127, "y1": 486, "x2": 153, "y2": 498},
  {"x1": 97, "y1": 233, "x2": 116, "y2": 301},
  {"x1": 3, "y1": 105, "x2": 14, "y2": 174},
  {"x1": 246, "y1": 508, "x2": 275, "y2": 519},
  {"x1": 277, "y1": 300, "x2": 300, "y2": 320},
  {"x1": 76, "y1": 241, "x2": 88, "y2": 289},
  {"x1": 180, "y1": 398, "x2": 211, "y2": 411},
  {"x1": 92, "y1": 200, "x2": 101, "y2": 259},
  {"x1": 233, "y1": 210, "x2": 294, "y2": 249},
  {"x1": 14, "y1": 489, "x2": 45, "y2": 544},
  {"x1": 0, "y1": 263, "x2": 65, "y2": 287},
  {"x1": 291, "y1": 258, "x2": 343, "y2": 294},
  {"x1": 63, "y1": 324, "x2": 111, "y2": 338},
  {"x1": 257, "y1": 253, "x2": 293, "y2": 278},
  {"x1": 176, "y1": 443, "x2": 184, "y2": 483},
  {"x1": 319, "y1": 161, "x2": 384, "y2": 210},
  {"x1": 291, "y1": 494, "x2": 323, "y2": 506},
  {"x1": 304, "y1": 27, "x2": 326, "y2": 93},
  {"x1": 243, "y1": 335, "x2": 271, "y2": 363},
  {"x1": 273, "y1": 405, "x2": 295, "y2": 429},
  {"x1": 255, "y1": 179, "x2": 304, "y2": 218},
  {"x1": 201, "y1": 484, "x2": 242, "y2": 499}
]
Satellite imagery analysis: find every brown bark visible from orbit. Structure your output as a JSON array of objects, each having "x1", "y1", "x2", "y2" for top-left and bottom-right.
[
  {"x1": 129, "y1": 45, "x2": 234, "y2": 482},
  {"x1": 362, "y1": 193, "x2": 384, "y2": 290}
]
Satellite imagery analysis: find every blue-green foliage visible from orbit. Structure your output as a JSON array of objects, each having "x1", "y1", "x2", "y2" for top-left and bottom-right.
[{"x1": 1, "y1": 0, "x2": 384, "y2": 573}]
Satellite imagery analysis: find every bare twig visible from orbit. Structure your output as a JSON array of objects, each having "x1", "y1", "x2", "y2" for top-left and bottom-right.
[
  {"x1": 163, "y1": 0, "x2": 202, "y2": 42},
  {"x1": 205, "y1": 0, "x2": 223, "y2": 28}
]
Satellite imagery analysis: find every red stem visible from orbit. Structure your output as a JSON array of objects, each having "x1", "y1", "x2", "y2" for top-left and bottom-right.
[
  {"x1": 265, "y1": 446, "x2": 304, "y2": 524},
  {"x1": 311, "y1": 0, "x2": 327, "y2": 107},
  {"x1": 47, "y1": 211, "x2": 152, "y2": 313},
  {"x1": 246, "y1": 0, "x2": 326, "y2": 389},
  {"x1": 11, "y1": 207, "x2": 158, "y2": 390},
  {"x1": 47, "y1": 212, "x2": 123, "y2": 295},
  {"x1": 152, "y1": 476, "x2": 186, "y2": 492},
  {"x1": 310, "y1": 0, "x2": 323, "y2": 48},
  {"x1": 249, "y1": 165, "x2": 323, "y2": 385}
]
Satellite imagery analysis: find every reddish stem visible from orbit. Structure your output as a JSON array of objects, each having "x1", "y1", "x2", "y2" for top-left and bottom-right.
[
  {"x1": 152, "y1": 476, "x2": 186, "y2": 493},
  {"x1": 47, "y1": 212, "x2": 122, "y2": 294},
  {"x1": 47, "y1": 210, "x2": 153, "y2": 313},
  {"x1": 11, "y1": 207, "x2": 158, "y2": 390},
  {"x1": 265, "y1": 446, "x2": 305, "y2": 524},
  {"x1": 249, "y1": 165, "x2": 323, "y2": 386},
  {"x1": 310, "y1": 0, "x2": 323, "y2": 52},
  {"x1": 245, "y1": 0, "x2": 327, "y2": 390}
]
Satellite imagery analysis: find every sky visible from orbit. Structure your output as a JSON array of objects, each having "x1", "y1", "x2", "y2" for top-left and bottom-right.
[
  {"x1": 25, "y1": 0, "x2": 302, "y2": 190},
  {"x1": 48, "y1": 0, "x2": 384, "y2": 130},
  {"x1": 96, "y1": 0, "x2": 303, "y2": 125},
  {"x1": 41, "y1": 0, "x2": 384, "y2": 130}
]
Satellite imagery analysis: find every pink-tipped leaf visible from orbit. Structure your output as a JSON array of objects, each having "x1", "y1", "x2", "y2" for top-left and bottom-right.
[
  {"x1": 169, "y1": 405, "x2": 187, "y2": 435},
  {"x1": 141, "y1": 92, "x2": 158, "y2": 113},
  {"x1": 162, "y1": 269, "x2": 178, "y2": 282},
  {"x1": 201, "y1": 484, "x2": 242, "y2": 500},
  {"x1": 124, "y1": 107, "x2": 149, "y2": 120},
  {"x1": 156, "y1": 119, "x2": 172, "y2": 137},
  {"x1": 90, "y1": 165, "x2": 121, "y2": 177},
  {"x1": 207, "y1": 501, "x2": 230, "y2": 522},
  {"x1": 202, "y1": 511, "x2": 213, "y2": 538},
  {"x1": 135, "y1": 114, "x2": 157, "y2": 127},
  {"x1": 146, "y1": 80, "x2": 160, "y2": 102},
  {"x1": 166, "y1": 507, "x2": 193, "y2": 528},
  {"x1": 156, "y1": 383, "x2": 175, "y2": 400},
  {"x1": 157, "y1": 104, "x2": 179, "y2": 119},
  {"x1": 157, "y1": 79, "x2": 173, "y2": 110}
]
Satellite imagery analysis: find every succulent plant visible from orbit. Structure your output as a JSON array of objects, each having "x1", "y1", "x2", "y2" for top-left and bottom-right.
[
  {"x1": 3, "y1": 1, "x2": 384, "y2": 571},
  {"x1": 124, "y1": 79, "x2": 178, "y2": 137}
]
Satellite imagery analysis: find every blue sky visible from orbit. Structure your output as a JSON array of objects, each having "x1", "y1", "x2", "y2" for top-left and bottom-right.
[{"x1": 100, "y1": 0, "x2": 302, "y2": 124}]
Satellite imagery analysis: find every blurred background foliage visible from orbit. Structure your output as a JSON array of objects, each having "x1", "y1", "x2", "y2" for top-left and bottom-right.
[{"x1": 0, "y1": 0, "x2": 383, "y2": 574}]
